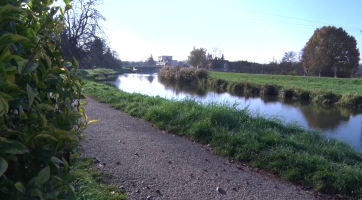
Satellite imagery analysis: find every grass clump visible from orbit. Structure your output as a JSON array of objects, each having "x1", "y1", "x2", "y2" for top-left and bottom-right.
[
  {"x1": 74, "y1": 157, "x2": 129, "y2": 200},
  {"x1": 84, "y1": 80, "x2": 362, "y2": 198},
  {"x1": 159, "y1": 66, "x2": 208, "y2": 83}
]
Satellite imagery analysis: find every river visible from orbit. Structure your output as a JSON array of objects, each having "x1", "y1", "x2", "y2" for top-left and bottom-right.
[{"x1": 109, "y1": 72, "x2": 362, "y2": 151}]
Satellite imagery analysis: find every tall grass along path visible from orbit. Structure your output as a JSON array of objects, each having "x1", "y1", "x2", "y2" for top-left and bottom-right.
[{"x1": 81, "y1": 97, "x2": 315, "y2": 199}]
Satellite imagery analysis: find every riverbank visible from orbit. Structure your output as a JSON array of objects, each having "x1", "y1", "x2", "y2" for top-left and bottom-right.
[
  {"x1": 84, "y1": 79, "x2": 362, "y2": 198},
  {"x1": 209, "y1": 71, "x2": 362, "y2": 108},
  {"x1": 80, "y1": 68, "x2": 134, "y2": 81}
]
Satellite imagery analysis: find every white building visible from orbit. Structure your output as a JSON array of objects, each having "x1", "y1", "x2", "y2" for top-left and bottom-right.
[{"x1": 157, "y1": 55, "x2": 179, "y2": 67}]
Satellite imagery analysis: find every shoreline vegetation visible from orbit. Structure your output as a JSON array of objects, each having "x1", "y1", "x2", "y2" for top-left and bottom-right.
[
  {"x1": 159, "y1": 67, "x2": 362, "y2": 108},
  {"x1": 83, "y1": 74, "x2": 362, "y2": 198},
  {"x1": 80, "y1": 68, "x2": 134, "y2": 81}
]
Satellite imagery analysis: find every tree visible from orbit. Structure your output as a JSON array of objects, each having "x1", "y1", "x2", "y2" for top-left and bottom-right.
[
  {"x1": 281, "y1": 51, "x2": 297, "y2": 63},
  {"x1": 302, "y1": 26, "x2": 360, "y2": 78},
  {"x1": 187, "y1": 47, "x2": 208, "y2": 68},
  {"x1": 145, "y1": 54, "x2": 156, "y2": 66},
  {"x1": 61, "y1": 0, "x2": 106, "y2": 64}
]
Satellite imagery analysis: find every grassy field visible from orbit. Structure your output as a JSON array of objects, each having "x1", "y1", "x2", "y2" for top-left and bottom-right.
[
  {"x1": 209, "y1": 71, "x2": 362, "y2": 107},
  {"x1": 84, "y1": 80, "x2": 362, "y2": 198},
  {"x1": 210, "y1": 71, "x2": 362, "y2": 95}
]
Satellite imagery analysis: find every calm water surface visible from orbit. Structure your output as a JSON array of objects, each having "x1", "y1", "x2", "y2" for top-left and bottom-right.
[{"x1": 110, "y1": 73, "x2": 362, "y2": 151}]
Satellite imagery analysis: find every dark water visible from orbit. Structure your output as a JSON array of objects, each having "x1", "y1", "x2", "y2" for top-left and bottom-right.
[{"x1": 110, "y1": 73, "x2": 362, "y2": 151}]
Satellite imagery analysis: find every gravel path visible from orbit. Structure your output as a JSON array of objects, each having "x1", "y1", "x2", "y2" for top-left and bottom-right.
[{"x1": 81, "y1": 97, "x2": 316, "y2": 200}]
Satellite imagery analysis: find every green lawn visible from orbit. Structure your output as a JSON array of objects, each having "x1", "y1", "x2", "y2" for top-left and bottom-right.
[{"x1": 210, "y1": 71, "x2": 362, "y2": 95}]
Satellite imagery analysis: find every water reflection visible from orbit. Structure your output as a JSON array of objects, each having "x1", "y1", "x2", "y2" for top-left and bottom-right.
[{"x1": 110, "y1": 73, "x2": 362, "y2": 151}]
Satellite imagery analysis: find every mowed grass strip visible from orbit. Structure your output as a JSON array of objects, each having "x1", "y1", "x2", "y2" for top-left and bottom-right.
[
  {"x1": 210, "y1": 71, "x2": 362, "y2": 95},
  {"x1": 84, "y1": 80, "x2": 362, "y2": 198}
]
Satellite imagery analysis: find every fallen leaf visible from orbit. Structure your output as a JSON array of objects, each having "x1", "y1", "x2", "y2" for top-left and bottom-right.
[
  {"x1": 232, "y1": 187, "x2": 237, "y2": 191},
  {"x1": 156, "y1": 189, "x2": 160, "y2": 194},
  {"x1": 238, "y1": 167, "x2": 243, "y2": 171},
  {"x1": 205, "y1": 159, "x2": 208, "y2": 162}
]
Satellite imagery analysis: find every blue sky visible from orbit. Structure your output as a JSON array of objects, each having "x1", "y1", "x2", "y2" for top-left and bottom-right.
[{"x1": 98, "y1": 0, "x2": 362, "y2": 63}]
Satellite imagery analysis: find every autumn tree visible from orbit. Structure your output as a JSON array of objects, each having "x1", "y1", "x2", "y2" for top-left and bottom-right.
[
  {"x1": 188, "y1": 47, "x2": 208, "y2": 68},
  {"x1": 302, "y1": 26, "x2": 360, "y2": 78}
]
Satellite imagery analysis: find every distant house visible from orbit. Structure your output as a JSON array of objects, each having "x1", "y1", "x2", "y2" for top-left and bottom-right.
[{"x1": 156, "y1": 55, "x2": 179, "y2": 67}]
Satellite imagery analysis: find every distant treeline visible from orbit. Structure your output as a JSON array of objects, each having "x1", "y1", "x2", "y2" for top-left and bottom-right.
[{"x1": 211, "y1": 60, "x2": 304, "y2": 76}]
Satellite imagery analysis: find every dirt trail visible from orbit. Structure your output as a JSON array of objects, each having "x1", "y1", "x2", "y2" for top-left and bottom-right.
[{"x1": 81, "y1": 97, "x2": 315, "y2": 200}]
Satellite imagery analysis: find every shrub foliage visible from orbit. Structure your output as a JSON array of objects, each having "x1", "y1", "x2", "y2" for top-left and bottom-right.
[{"x1": 0, "y1": 0, "x2": 87, "y2": 199}]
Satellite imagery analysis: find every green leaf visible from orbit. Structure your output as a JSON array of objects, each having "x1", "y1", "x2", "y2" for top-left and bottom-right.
[
  {"x1": 0, "y1": 5, "x2": 24, "y2": 19},
  {"x1": 0, "y1": 80, "x2": 20, "y2": 92},
  {"x1": 63, "y1": 0, "x2": 70, "y2": 4},
  {"x1": 72, "y1": 57, "x2": 79, "y2": 69},
  {"x1": 35, "y1": 103, "x2": 54, "y2": 111},
  {"x1": 37, "y1": 111, "x2": 47, "y2": 128},
  {"x1": 6, "y1": 74, "x2": 15, "y2": 82},
  {"x1": 0, "y1": 157, "x2": 8, "y2": 177},
  {"x1": 28, "y1": 188, "x2": 43, "y2": 200},
  {"x1": 68, "y1": 111, "x2": 83, "y2": 118},
  {"x1": 6, "y1": 130, "x2": 26, "y2": 143},
  {"x1": 0, "y1": 34, "x2": 28, "y2": 51},
  {"x1": 0, "y1": 61, "x2": 5, "y2": 76},
  {"x1": 0, "y1": 47, "x2": 10, "y2": 61},
  {"x1": 0, "y1": 137, "x2": 29, "y2": 154},
  {"x1": 51, "y1": 157, "x2": 63, "y2": 164},
  {"x1": 35, "y1": 166, "x2": 50, "y2": 187},
  {"x1": 26, "y1": 84, "x2": 34, "y2": 107},
  {"x1": 42, "y1": 53, "x2": 51, "y2": 69},
  {"x1": 0, "y1": 92, "x2": 13, "y2": 101},
  {"x1": 65, "y1": 4, "x2": 72, "y2": 11},
  {"x1": 26, "y1": 28, "x2": 35, "y2": 42},
  {"x1": 62, "y1": 157, "x2": 68, "y2": 172},
  {"x1": 33, "y1": 133, "x2": 57, "y2": 142},
  {"x1": 24, "y1": 62, "x2": 39, "y2": 74},
  {"x1": 0, "y1": 97, "x2": 9, "y2": 117},
  {"x1": 15, "y1": 182, "x2": 26, "y2": 193}
]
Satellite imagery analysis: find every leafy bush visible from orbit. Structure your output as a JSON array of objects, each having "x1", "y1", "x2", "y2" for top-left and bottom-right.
[{"x1": 0, "y1": 0, "x2": 88, "y2": 199}]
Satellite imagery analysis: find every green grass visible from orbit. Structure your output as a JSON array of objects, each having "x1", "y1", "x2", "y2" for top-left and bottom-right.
[
  {"x1": 84, "y1": 80, "x2": 362, "y2": 198},
  {"x1": 209, "y1": 71, "x2": 362, "y2": 107},
  {"x1": 73, "y1": 156, "x2": 129, "y2": 200}
]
